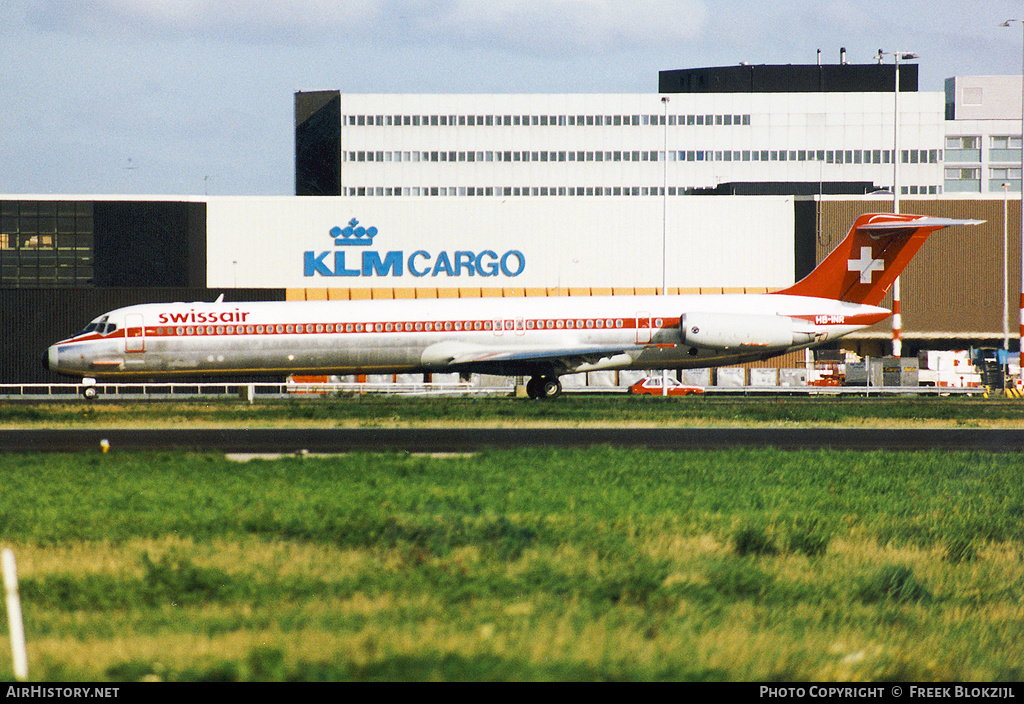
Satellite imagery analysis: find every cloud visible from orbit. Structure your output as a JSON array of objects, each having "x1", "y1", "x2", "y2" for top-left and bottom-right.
[
  {"x1": 22, "y1": 0, "x2": 381, "y2": 42},
  {"x1": 22, "y1": 0, "x2": 707, "y2": 55},
  {"x1": 435, "y1": 0, "x2": 708, "y2": 54}
]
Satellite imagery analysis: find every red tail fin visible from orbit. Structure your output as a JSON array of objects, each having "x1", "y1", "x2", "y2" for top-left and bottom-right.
[{"x1": 774, "y1": 213, "x2": 983, "y2": 306}]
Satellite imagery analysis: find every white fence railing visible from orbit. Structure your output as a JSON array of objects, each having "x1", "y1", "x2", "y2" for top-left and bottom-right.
[
  {"x1": 0, "y1": 381, "x2": 989, "y2": 400},
  {"x1": 0, "y1": 381, "x2": 514, "y2": 401}
]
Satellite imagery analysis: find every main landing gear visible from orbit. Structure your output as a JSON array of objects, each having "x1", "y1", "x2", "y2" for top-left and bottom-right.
[{"x1": 525, "y1": 375, "x2": 562, "y2": 400}]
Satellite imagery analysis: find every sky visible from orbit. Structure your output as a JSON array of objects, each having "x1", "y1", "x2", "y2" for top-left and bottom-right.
[{"x1": 3, "y1": 0, "x2": 1024, "y2": 196}]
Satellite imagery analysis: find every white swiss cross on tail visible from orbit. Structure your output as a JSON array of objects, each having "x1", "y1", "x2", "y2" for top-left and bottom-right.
[{"x1": 848, "y1": 246, "x2": 884, "y2": 284}]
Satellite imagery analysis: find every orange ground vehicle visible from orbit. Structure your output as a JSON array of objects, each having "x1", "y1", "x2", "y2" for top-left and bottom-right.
[{"x1": 629, "y1": 376, "x2": 705, "y2": 396}]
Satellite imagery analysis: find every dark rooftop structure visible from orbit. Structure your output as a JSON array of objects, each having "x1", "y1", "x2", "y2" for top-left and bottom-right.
[{"x1": 659, "y1": 61, "x2": 917, "y2": 94}]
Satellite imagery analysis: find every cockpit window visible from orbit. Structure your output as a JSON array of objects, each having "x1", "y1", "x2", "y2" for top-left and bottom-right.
[{"x1": 78, "y1": 316, "x2": 115, "y2": 336}]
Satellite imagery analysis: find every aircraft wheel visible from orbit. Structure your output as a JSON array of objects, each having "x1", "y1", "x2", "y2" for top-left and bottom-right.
[
  {"x1": 82, "y1": 386, "x2": 98, "y2": 401},
  {"x1": 525, "y1": 377, "x2": 542, "y2": 399},
  {"x1": 539, "y1": 377, "x2": 562, "y2": 399}
]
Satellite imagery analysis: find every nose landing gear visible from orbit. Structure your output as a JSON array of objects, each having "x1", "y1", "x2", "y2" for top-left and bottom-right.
[
  {"x1": 525, "y1": 376, "x2": 562, "y2": 400},
  {"x1": 80, "y1": 377, "x2": 98, "y2": 400}
]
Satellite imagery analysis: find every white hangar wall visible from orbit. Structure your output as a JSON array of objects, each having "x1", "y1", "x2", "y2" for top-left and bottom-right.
[{"x1": 205, "y1": 195, "x2": 795, "y2": 292}]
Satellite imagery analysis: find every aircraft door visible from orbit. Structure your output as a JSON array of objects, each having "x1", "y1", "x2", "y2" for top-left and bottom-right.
[
  {"x1": 636, "y1": 312, "x2": 652, "y2": 344},
  {"x1": 125, "y1": 314, "x2": 145, "y2": 353}
]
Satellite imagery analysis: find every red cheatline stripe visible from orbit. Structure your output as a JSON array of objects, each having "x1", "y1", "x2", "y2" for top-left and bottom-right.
[{"x1": 133, "y1": 316, "x2": 680, "y2": 338}]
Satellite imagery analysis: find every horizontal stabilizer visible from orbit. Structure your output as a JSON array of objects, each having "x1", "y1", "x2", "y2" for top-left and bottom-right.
[{"x1": 857, "y1": 217, "x2": 985, "y2": 230}]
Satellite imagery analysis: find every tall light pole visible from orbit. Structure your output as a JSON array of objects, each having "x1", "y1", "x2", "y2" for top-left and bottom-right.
[
  {"x1": 1004, "y1": 182, "x2": 1011, "y2": 354},
  {"x1": 661, "y1": 96, "x2": 670, "y2": 395},
  {"x1": 876, "y1": 50, "x2": 919, "y2": 357},
  {"x1": 1001, "y1": 19, "x2": 1024, "y2": 353},
  {"x1": 661, "y1": 96, "x2": 669, "y2": 297}
]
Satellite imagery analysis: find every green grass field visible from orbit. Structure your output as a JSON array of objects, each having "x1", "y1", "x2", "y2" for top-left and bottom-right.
[
  {"x1": 1, "y1": 442, "x2": 1022, "y2": 681},
  {"x1": 4, "y1": 394, "x2": 1024, "y2": 428}
]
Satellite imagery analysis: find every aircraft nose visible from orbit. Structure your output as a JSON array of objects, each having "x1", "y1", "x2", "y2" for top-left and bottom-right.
[{"x1": 42, "y1": 345, "x2": 56, "y2": 372}]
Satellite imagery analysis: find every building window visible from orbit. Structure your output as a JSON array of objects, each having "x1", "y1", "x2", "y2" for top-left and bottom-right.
[
  {"x1": 989, "y1": 167, "x2": 1022, "y2": 192},
  {"x1": 991, "y1": 135, "x2": 1022, "y2": 149},
  {"x1": 1, "y1": 201, "x2": 93, "y2": 286},
  {"x1": 990, "y1": 136, "x2": 1023, "y2": 163},
  {"x1": 945, "y1": 136, "x2": 981, "y2": 163},
  {"x1": 944, "y1": 167, "x2": 981, "y2": 193}
]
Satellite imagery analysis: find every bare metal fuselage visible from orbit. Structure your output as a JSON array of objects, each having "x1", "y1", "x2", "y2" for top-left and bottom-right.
[{"x1": 45, "y1": 294, "x2": 888, "y2": 380}]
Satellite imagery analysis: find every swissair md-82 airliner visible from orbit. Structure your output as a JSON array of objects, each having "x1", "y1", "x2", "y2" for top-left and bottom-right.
[{"x1": 44, "y1": 213, "x2": 981, "y2": 399}]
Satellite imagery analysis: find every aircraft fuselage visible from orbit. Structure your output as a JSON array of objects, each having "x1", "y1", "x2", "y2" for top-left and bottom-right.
[{"x1": 44, "y1": 294, "x2": 888, "y2": 380}]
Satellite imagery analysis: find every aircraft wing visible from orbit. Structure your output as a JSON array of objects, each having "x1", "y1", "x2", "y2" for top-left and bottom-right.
[{"x1": 421, "y1": 340, "x2": 650, "y2": 376}]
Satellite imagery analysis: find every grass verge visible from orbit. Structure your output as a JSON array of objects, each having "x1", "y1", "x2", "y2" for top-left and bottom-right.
[
  {"x1": 4, "y1": 394, "x2": 1024, "y2": 429},
  {"x1": 0, "y1": 447, "x2": 1021, "y2": 681}
]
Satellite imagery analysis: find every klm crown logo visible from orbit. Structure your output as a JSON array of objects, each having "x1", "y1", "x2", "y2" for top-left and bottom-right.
[{"x1": 331, "y1": 219, "x2": 377, "y2": 246}]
